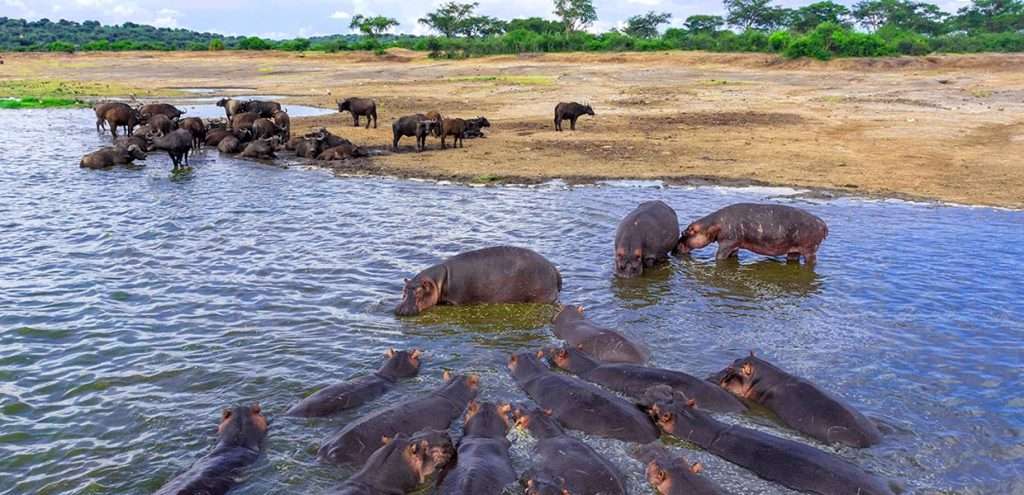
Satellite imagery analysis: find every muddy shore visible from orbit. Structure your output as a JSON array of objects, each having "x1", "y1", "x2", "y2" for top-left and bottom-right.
[{"x1": 3, "y1": 50, "x2": 1022, "y2": 208}]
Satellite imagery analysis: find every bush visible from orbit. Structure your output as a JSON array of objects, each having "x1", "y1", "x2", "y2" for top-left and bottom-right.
[
  {"x1": 48, "y1": 41, "x2": 75, "y2": 53},
  {"x1": 237, "y1": 36, "x2": 271, "y2": 50},
  {"x1": 769, "y1": 31, "x2": 792, "y2": 51},
  {"x1": 278, "y1": 38, "x2": 310, "y2": 51},
  {"x1": 209, "y1": 39, "x2": 225, "y2": 51}
]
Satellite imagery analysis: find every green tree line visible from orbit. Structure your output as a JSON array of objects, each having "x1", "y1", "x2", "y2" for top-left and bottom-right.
[{"x1": 2, "y1": 0, "x2": 1023, "y2": 60}]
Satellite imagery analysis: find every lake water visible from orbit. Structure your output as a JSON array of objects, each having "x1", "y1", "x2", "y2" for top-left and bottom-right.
[{"x1": 0, "y1": 108, "x2": 1022, "y2": 495}]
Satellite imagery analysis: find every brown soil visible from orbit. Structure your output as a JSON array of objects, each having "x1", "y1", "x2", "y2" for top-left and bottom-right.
[{"x1": 3, "y1": 49, "x2": 1022, "y2": 207}]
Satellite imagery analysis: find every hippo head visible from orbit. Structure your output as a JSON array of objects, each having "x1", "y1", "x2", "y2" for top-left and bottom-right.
[
  {"x1": 646, "y1": 457, "x2": 704, "y2": 495},
  {"x1": 507, "y1": 351, "x2": 549, "y2": 381},
  {"x1": 551, "y1": 304, "x2": 585, "y2": 325},
  {"x1": 523, "y1": 476, "x2": 570, "y2": 495},
  {"x1": 679, "y1": 220, "x2": 720, "y2": 253},
  {"x1": 642, "y1": 385, "x2": 714, "y2": 440},
  {"x1": 463, "y1": 401, "x2": 513, "y2": 437},
  {"x1": 511, "y1": 403, "x2": 563, "y2": 439},
  {"x1": 217, "y1": 403, "x2": 268, "y2": 451},
  {"x1": 395, "y1": 276, "x2": 441, "y2": 317},
  {"x1": 440, "y1": 370, "x2": 480, "y2": 404},
  {"x1": 546, "y1": 346, "x2": 598, "y2": 375},
  {"x1": 615, "y1": 244, "x2": 650, "y2": 278},
  {"x1": 712, "y1": 352, "x2": 764, "y2": 399},
  {"x1": 380, "y1": 348, "x2": 422, "y2": 379},
  {"x1": 382, "y1": 430, "x2": 454, "y2": 483}
]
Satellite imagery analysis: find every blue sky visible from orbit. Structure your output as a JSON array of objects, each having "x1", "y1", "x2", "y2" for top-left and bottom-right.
[{"x1": 1, "y1": 0, "x2": 970, "y2": 39}]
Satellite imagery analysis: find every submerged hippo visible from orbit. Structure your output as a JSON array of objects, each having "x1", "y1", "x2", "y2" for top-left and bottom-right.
[
  {"x1": 551, "y1": 305, "x2": 649, "y2": 364},
  {"x1": 286, "y1": 349, "x2": 422, "y2": 417},
  {"x1": 514, "y1": 404, "x2": 626, "y2": 495},
  {"x1": 634, "y1": 444, "x2": 723, "y2": 495},
  {"x1": 333, "y1": 430, "x2": 455, "y2": 495},
  {"x1": 711, "y1": 353, "x2": 881, "y2": 448},
  {"x1": 678, "y1": 203, "x2": 828, "y2": 263},
  {"x1": 318, "y1": 372, "x2": 478, "y2": 466},
  {"x1": 154, "y1": 404, "x2": 268, "y2": 495},
  {"x1": 508, "y1": 351, "x2": 659, "y2": 443},
  {"x1": 643, "y1": 386, "x2": 896, "y2": 495},
  {"x1": 548, "y1": 346, "x2": 745, "y2": 414},
  {"x1": 615, "y1": 200, "x2": 680, "y2": 278},
  {"x1": 436, "y1": 402, "x2": 516, "y2": 494},
  {"x1": 395, "y1": 246, "x2": 562, "y2": 316}
]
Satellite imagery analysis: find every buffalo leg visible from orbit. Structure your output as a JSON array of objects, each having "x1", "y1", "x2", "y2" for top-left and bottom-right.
[
  {"x1": 371, "y1": 111, "x2": 377, "y2": 129},
  {"x1": 353, "y1": 115, "x2": 360, "y2": 127},
  {"x1": 570, "y1": 117, "x2": 577, "y2": 131}
]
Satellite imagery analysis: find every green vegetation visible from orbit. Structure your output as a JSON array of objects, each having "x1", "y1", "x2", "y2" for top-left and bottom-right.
[
  {"x1": 447, "y1": 75, "x2": 555, "y2": 85},
  {"x1": 0, "y1": 79, "x2": 166, "y2": 98},
  {"x1": 0, "y1": 97, "x2": 86, "y2": 109},
  {"x1": 1, "y1": 0, "x2": 1023, "y2": 59}
]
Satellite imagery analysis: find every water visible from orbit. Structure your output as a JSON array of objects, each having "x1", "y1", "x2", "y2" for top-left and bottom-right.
[{"x1": 1, "y1": 108, "x2": 1022, "y2": 495}]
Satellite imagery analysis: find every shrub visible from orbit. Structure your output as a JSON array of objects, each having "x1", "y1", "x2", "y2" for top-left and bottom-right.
[
  {"x1": 48, "y1": 41, "x2": 76, "y2": 53},
  {"x1": 769, "y1": 31, "x2": 792, "y2": 51},
  {"x1": 208, "y1": 39, "x2": 225, "y2": 51}
]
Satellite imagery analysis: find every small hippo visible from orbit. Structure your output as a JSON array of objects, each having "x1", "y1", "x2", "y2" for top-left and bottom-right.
[
  {"x1": 508, "y1": 351, "x2": 659, "y2": 443},
  {"x1": 615, "y1": 200, "x2": 681, "y2": 278},
  {"x1": 547, "y1": 346, "x2": 745, "y2": 414},
  {"x1": 154, "y1": 404, "x2": 268, "y2": 495},
  {"x1": 318, "y1": 372, "x2": 479, "y2": 466},
  {"x1": 551, "y1": 305, "x2": 649, "y2": 364},
  {"x1": 711, "y1": 353, "x2": 881, "y2": 448},
  {"x1": 333, "y1": 430, "x2": 455, "y2": 495},
  {"x1": 642, "y1": 386, "x2": 896, "y2": 495},
  {"x1": 514, "y1": 404, "x2": 626, "y2": 495},
  {"x1": 633, "y1": 444, "x2": 723, "y2": 495},
  {"x1": 678, "y1": 203, "x2": 828, "y2": 263},
  {"x1": 436, "y1": 401, "x2": 516, "y2": 494},
  {"x1": 286, "y1": 349, "x2": 422, "y2": 418},
  {"x1": 395, "y1": 246, "x2": 562, "y2": 317}
]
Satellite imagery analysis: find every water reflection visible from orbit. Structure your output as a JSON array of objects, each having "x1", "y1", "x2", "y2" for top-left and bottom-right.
[
  {"x1": 681, "y1": 256, "x2": 823, "y2": 302},
  {"x1": 610, "y1": 261, "x2": 677, "y2": 308}
]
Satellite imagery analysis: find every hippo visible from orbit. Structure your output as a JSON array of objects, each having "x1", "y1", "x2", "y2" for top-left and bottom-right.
[
  {"x1": 395, "y1": 246, "x2": 562, "y2": 317},
  {"x1": 711, "y1": 353, "x2": 881, "y2": 448},
  {"x1": 642, "y1": 386, "x2": 896, "y2": 495},
  {"x1": 337, "y1": 97, "x2": 378, "y2": 129},
  {"x1": 333, "y1": 430, "x2": 455, "y2": 495},
  {"x1": 286, "y1": 349, "x2": 422, "y2": 418},
  {"x1": 551, "y1": 305, "x2": 648, "y2": 364},
  {"x1": 547, "y1": 346, "x2": 745, "y2": 414},
  {"x1": 554, "y1": 102, "x2": 594, "y2": 131},
  {"x1": 318, "y1": 372, "x2": 479, "y2": 466},
  {"x1": 615, "y1": 200, "x2": 680, "y2": 278},
  {"x1": 436, "y1": 402, "x2": 516, "y2": 494},
  {"x1": 153, "y1": 404, "x2": 268, "y2": 495},
  {"x1": 508, "y1": 351, "x2": 659, "y2": 443},
  {"x1": 514, "y1": 404, "x2": 626, "y2": 495},
  {"x1": 678, "y1": 203, "x2": 828, "y2": 263},
  {"x1": 633, "y1": 444, "x2": 723, "y2": 495}
]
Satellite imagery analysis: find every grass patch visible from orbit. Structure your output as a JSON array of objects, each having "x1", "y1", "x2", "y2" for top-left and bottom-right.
[
  {"x1": 471, "y1": 173, "x2": 502, "y2": 183},
  {"x1": 0, "y1": 79, "x2": 178, "y2": 98},
  {"x1": 967, "y1": 87, "x2": 992, "y2": 98},
  {"x1": 447, "y1": 75, "x2": 554, "y2": 86},
  {"x1": 0, "y1": 97, "x2": 87, "y2": 109}
]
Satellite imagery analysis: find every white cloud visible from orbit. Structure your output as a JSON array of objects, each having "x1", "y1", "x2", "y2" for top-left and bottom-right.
[{"x1": 330, "y1": 10, "x2": 350, "y2": 20}]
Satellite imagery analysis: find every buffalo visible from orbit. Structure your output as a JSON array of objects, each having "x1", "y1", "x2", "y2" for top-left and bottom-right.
[
  {"x1": 440, "y1": 118, "x2": 466, "y2": 149},
  {"x1": 554, "y1": 102, "x2": 595, "y2": 131},
  {"x1": 178, "y1": 117, "x2": 207, "y2": 150},
  {"x1": 80, "y1": 144, "x2": 146, "y2": 169},
  {"x1": 242, "y1": 100, "x2": 282, "y2": 118},
  {"x1": 216, "y1": 98, "x2": 246, "y2": 120},
  {"x1": 392, "y1": 114, "x2": 438, "y2": 152},
  {"x1": 140, "y1": 103, "x2": 185, "y2": 121},
  {"x1": 99, "y1": 102, "x2": 142, "y2": 138},
  {"x1": 336, "y1": 97, "x2": 378, "y2": 129},
  {"x1": 149, "y1": 129, "x2": 193, "y2": 169}
]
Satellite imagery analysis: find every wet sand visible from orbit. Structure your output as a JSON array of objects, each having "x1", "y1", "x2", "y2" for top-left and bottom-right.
[{"x1": 3, "y1": 49, "x2": 1022, "y2": 208}]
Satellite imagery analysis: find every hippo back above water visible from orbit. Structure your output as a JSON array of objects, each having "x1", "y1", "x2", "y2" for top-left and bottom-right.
[
  {"x1": 679, "y1": 203, "x2": 827, "y2": 263},
  {"x1": 551, "y1": 305, "x2": 649, "y2": 364},
  {"x1": 615, "y1": 200, "x2": 680, "y2": 278},
  {"x1": 395, "y1": 246, "x2": 561, "y2": 316}
]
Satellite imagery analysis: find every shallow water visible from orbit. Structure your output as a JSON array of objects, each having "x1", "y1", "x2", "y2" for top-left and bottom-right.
[{"x1": 0, "y1": 108, "x2": 1022, "y2": 495}]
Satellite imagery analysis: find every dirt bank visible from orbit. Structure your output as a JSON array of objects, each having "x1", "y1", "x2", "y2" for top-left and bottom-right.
[{"x1": 3, "y1": 50, "x2": 1022, "y2": 208}]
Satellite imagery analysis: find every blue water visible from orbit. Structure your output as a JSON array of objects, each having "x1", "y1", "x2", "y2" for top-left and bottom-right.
[{"x1": 0, "y1": 108, "x2": 1022, "y2": 494}]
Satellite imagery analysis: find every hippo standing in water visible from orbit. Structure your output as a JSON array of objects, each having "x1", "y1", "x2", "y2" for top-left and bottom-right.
[
  {"x1": 436, "y1": 402, "x2": 516, "y2": 494},
  {"x1": 711, "y1": 353, "x2": 882, "y2": 448},
  {"x1": 508, "y1": 351, "x2": 659, "y2": 443},
  {"x1": 154, "y1": 404, "x2": 268, "y2": 495},
  {"x1": 286, "y1": 349, "x2": 422, "y2": 418},
  {"x1": 318, "y1": 372, "x2": 478, "y2": 466},
  {"x1": 634, "y1": 444, "x2": 724, "y2": 495},
  {"x1": 395, "y1": 246, "x2": 562, "y2": 316},
  {"x1": 547, "y1": 346, "x2": 745, "y2": 413},
  {"x1": 615, "y1": 200, "x2": 680, "y2": 278},
  {"x1": 642, "y1": 386, "x2": 897, "y2": 495},
  {"x1": 678, "y1": 203, "x2": 828, "y2": 263},
  {"x1": 513, "y1": 404, "x2": 627, "y2": 495},
  {"x1": 551, "y1": 305, "x2": 649, "y2": 364},
  {"x1": 333, "y1": 430, "x2": 455, "y2": 495}
]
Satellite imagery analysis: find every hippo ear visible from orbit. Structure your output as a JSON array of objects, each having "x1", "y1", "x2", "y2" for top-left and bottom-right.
[
  {"x1": 411, "y1": 349, "x2": 423, "y2": 360},
  {"x1": 221, "y1": 408, "x2": 233, "y2": 420},
  {"x1": 250, "y1": 403, "x2": 261, "y2": 415},
  {"x1": 749, "y1": 350, "x2": 756, "y2": 357},
  {"x1": 557, "y1": 348, "x2": 568, "y2": 360},
  {"x1": 381, "y1": 434, "x2": 393, "y2": 445},
  {"x1": 497, "y1": 403, "x2": 512, "y2": 415},
  {"x1": 385, "y1": 348, "x2": 396, "y2": 358},
  {"x1": 686, "y1": 399, "x2": 698, "y2": 409},
  {"x1": 508, "y1": 354, "x2": 518, "y2": 365},
  {"x1": 741, "y1": 362, "x2": 754, "y2": 377},
  {"x1": 650, "y1": 464, "x2": 667, "y2": 483},
  {"x1": 535, "y1": 349, "x2": 545, "y2": 359},
  {"x1": 542, "y1": 408, "x2": 553, "y2": 416},
  {"x1": 690, "y1": 462, "x2": 704, "y2": 474},
  {"x1": 442, "y1": 370, "x2": 453, "y2": 382},
  {"x1": 576, "y1": 306, "x2": 585, "y2": 314},
  {"x1": 465, "y1": 400, "x2": 479, "y2": 419},
  {"x1": 467, "y1": 374, "x2": 480, "y2": 387}
]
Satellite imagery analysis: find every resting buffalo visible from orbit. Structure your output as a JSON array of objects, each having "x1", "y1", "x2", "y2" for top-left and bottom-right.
[
  {"x1": 206, "y1": 128, "x2": 250, "y2": 147},
  {"x1": 251, "y1": 118, "x2": 283, "y2": 141},
  {"x1": 216, "y1": 98, "x2": 245, "y2": 120},
  {"x1": 80, "y1": 144, "x2": 146, "y2": 169},
  {"x1": 229, "y1": 112, "x2": 261, "y2": 132},
  {"x1": 309, "y1": 128, "x2": 351, "y2": 148},
  {"x1": 293, "y1": 138, "x2": 323, "y2": 159},
  {"x1": 242, "y1": 100, "x2": 281, "y2": 118},
  {"x1": 395, "y1": 246, "x2": 562, "y2": 316},
  {"x1": 554, "y1": 102, "x2": 595, "y2": 131},
  {"x1": 317, "y1": 143, "x2": 365, "y2": 161},
  {"x1": 337, "y1": 97, "x2": 378, "y2": 129},
  {"x1": 178, "y1": 117, "x2": 207, "y2": 150},
  {"x1": 440, "y1": 118, "x2": 466, "y2": 149},
  {"x1": 218, "y1": 135, "x2": 244, "y2": 154},
  {"x1": 149, "y1": 129, "x2": 193, "y2": 169},
  {"x1": 464, "y1": 116, "x2": 491, "y2": 138},
  {"x1": 271, "y1": 110, "x2": 290, "y2": 139},
  {"x1": 99, "y1": 102, "x2": 142, "y2": 138},
  {"x1": 140, "y1": 103, "x2": 185, "y2": 121},
  {"x1": 114, "y1": 135, "x2": 150, "y2": 152},
  {"x1": 239, "y1": 139, "x2": 279, "y2": 160}
]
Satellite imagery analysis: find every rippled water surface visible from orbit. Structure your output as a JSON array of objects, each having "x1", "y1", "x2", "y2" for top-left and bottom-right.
[{"x1": 1, "y1": 108, "x2": 1022, "y2": 495}]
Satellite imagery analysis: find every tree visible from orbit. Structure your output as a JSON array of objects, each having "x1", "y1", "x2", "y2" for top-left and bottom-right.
[
  {"x1": 723, "y1": 0, "x2": 792, "y2": 30},
  {"x1": 852, "y1": 0, "x2": 947, "y2": 34},
  {"x1": 208, "y1": 39, "x2": 224, "y2": 51},
  {"x1": 238, "y1": 36, "x2": 271, "y2": 50},
  {"x1": 553, "y1": 0, "x2": 598, "y2": 33},
  {"x1": 623, "y1": 11, "x2": 672, "y2": 38},
  {"x1": 788, "y1": 1, "x2": 853, "y2": 31},
  {"x1": 419, "y1": 2, "x2": 477, "y2": 37},
  {"x1": 950, "y1": 0, "x2": 1024, "y2": 32},
  {"x1": 349, "y1": 14, "x2": 400, "y2": 38},
  {"x1": 506, "y1": 17, "x2": 564, "y2": 34},
  {"x1": 684, "y1": 15, "x2": 726, "y2": 32}
]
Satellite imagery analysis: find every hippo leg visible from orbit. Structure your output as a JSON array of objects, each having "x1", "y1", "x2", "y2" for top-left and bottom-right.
[
  {"x1": 715, "y1": 240, "x2": 740, "y2": 261},
  {"x1": 787, "y1": 253, "x2": 802, "y2": 263}
]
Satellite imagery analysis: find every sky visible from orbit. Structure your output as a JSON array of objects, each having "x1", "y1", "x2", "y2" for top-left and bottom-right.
[{"x1": 1, "y1": 0, "x2": 971, "y2": 39}]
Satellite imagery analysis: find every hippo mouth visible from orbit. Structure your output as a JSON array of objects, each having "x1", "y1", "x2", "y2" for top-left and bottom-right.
[{"x1": 394, "y1": 303, "x2": 420, "y2": 317}]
